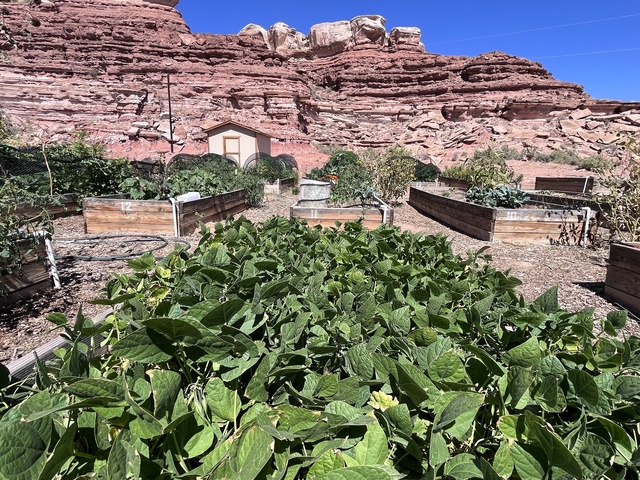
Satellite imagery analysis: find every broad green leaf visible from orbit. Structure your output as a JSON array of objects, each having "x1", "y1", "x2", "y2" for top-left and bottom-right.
[
  {"x1": 347, "y1": 344, "x2": 374, "y2": 379},
  {"x1": 142, "y1": 316, "x2": 203, "y2": 339},
  {"x1": 596, "y1": 417, "x2": 636, "y2": 463},
  {"x1": 394, "y1": 363, "x2": 434, "y2": 405},
  {"x1": 443, "y1": 453, "x2": 483, "y2": 480},
  {"x1": 497, "y1": 415, "x2": 526, "y2": 441},
  {"x1": 231, "y1": 426, "x2": 274, "y2": 479},
  {"x1": 493, "y1": 441, "x2": 514, "y2": 478},
  {"x1": 326, "y1": 401, "x2": 363, "y2": 423},
  {"x1": 433, "y1": 392, "x2": 484, "y2": 440},
  {"x1": 316, "y1": 465, "x2": 403, "y2": 480},
  {"x1": 308, "y1": 450, "x2": 344, "y2": 478},
  {"x1": 507, "y1": 366, "x2": 533, "y2": 409},
  {"x1": 148, "y1": 369, "x2": 182, "y2": 420},
  {"x1": 384, "y1": 404, "x2": 412, "y2": 437},
  {"x1": 354, "y1": 423, "x2": 389, "y2": 466},
  {"x1": 428, "y1": 431, "x2": 449, "y2": 466},
  {"x1": 37, "y1": 424, "x2": 77, "y2": 480},
  {"x1": 613, "y1": 375, "x2": 640, "y2": 400},
  {"x1": 606, "y1": 310, "x2": 627, "y2": 330},
  {"x1": 533, "y1": 375, "x2": 566, "y2": 413},
  {"x1": 0, "y1": 417, "x2": 52, "y2": 480},
  {"x1": 536, "y1": 356, "x2": 566, "y2": 379},
  {"x1": 502, "y1": 338, "x2": 542, "y2": 368},
  {"x1": 315, "y1": 374, "x2": 339, "y2": 398},
  {"x1": 525, "y1": 411, "x2": 582, "y2": 478},
  {"x1": 427, "y1": 351, "x2": 466, "y2": 383},
  {"x1": 533, "y1": 286, "x2": 558, "y2": 314},
  {"x1": 567, "y1": 369, "x2": 600, "y2": 409},
  {"x1": 111, "y1": 328, "x2": 175, "y2": 363},
  {"x1": 205, "y1": 378, "x2": 242, "y2": 422},
  {"x1": 511, "y1": 443, "x2": 546, "y2": 480},
  {"x1": 577, "y1": 433, "x2": 615, "y2": 477},
  {"x1": 197, "y1": 298, "x2": 246, "y2": 327},
  {"x1": 64, "y1": 378, "x2": 125, "y2": 400}
]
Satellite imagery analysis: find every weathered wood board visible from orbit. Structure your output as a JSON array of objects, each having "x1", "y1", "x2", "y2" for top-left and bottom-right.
[
  {"x1": 605, "y1": 242, "x2": 640, "y2": 316},
  {"x1": 534, "y1": 177, "x2": 594, "y2": 194},
  {"x1": 0, "y1": 238, "x2": 51, "y2": 306},
  {"x1": 290, "y1": 203, "x2": 394, "y2": 229},
  {"x1": 408, "y1": 186, "x2": 596, "y2": 244},
  {"x1": 437, "y1": 177, "x2": 470, "y2": 190},
  {"x1": 264, "y1": 177, "x2": 296, "y2": 195},
  {"x1": 83, "y1": 190, "x2": 248, "y2": 236}
]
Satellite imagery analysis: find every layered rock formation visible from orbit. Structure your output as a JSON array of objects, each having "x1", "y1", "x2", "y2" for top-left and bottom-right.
[{"x1": 0, "y1": 0, "x2": 638, "y2": 172}]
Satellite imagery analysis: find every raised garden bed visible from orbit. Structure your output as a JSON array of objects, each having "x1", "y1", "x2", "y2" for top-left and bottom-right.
[
  {"x1": 534, "y1": 176, "x2": 594, "y2": 195},
  {"x1": 0, "y1": 234, "x2": 58, "y2": 307},
  {"x1": 437, "y1": 176, "x2": 470, "y2": 190},
  {"x1": 263, "y1": 177, "x2": 296, "y2": 195},
  {"x1": 291, "y1": 198, "x2": 394, "y2": 229},
  {"x1": 83, "y1": 189, "x2": 247, "y2": 237},
  {"x1": 605, "y1": 242, "x2": 640, "y2": 316},
  {"x1": 408, "y1": 186, "x2": 596, "y2": 244},
  {"x1": 5, "y1": 193, "x2": 80, "y2": 219}
]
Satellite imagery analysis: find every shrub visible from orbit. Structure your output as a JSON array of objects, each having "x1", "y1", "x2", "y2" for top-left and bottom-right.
[
  {"x1": 360, "y1": 146, "x2": 416, "y2": 204},
  {"x1": 254, "y1": 156, "x2": 294, "y2": 183},
  {"x1": 309, "y1": 150, "x2": 375, "y2": 204},
  {"x1": 595, "y1": 135, "x2": 640, "y2": 242},
  {"x1": 465, "y1": 185, "x2": 530, "y2": 208},
  {"x1": 414, "y1": 161, "x2": 440, "y2": 181},
  {"x1": 465, "y1": 145, "x2": 523, "y2": 188}
]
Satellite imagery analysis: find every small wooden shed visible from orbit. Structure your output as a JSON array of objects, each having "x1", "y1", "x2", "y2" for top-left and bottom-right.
[{"x1": 201, "y1": 120, "x2": 271, "y2": 167}]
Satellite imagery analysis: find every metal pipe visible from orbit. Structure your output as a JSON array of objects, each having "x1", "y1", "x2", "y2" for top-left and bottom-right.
[
  {"x1": 582, "y1": 207, "x2": 592, "y2": 248},
  {"x1": 35, "y1": 230, "x2": 60, "y2": 289},
  {"x1": 169, "y1": 198, "x2": 179, "y2": 237}
]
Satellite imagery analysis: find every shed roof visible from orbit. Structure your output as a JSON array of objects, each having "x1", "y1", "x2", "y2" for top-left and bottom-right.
[{"x1": 201, "y1": 120, "x2": 272, "y2": 138}]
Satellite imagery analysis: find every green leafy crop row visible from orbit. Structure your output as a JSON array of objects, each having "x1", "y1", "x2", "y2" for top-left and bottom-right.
[{"x1": 1, "y1": 218, "x2": 638, "y2": 479}]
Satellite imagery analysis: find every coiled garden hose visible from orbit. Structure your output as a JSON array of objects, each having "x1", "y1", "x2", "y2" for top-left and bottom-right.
[{"x1": 53, "y1": 234, "x2": 190, "y2": 261}]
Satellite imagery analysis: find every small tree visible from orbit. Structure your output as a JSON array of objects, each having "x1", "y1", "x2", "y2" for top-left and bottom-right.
[
  {"x1": 361, "y1": 146, "x2": 416, "y2": 204},
  {"x1": 596, "y1": 135, "x2": 640, "y2": 242}
]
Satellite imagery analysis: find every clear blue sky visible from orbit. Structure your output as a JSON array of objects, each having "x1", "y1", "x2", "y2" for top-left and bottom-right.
[{"x1": 175, "y1": 0, "x2": 639, "y2": 102}]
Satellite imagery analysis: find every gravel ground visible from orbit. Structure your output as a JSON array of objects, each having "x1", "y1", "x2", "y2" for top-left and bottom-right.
[{"x1": 1, "y1": 189, "x2": 637, "y2": 364}]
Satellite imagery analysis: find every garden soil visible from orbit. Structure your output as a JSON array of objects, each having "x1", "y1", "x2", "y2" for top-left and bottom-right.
[{"x1": 1, "y1": 161, "x2": 637, "y2": 364}]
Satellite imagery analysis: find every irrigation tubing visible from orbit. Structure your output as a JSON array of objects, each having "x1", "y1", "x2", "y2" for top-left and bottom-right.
[{"x1": 52, "y1": 234, "x2": 191, "y2": 261}]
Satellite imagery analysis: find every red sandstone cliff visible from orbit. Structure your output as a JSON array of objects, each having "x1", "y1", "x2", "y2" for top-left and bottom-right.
[{"x1": 1, "y1": 0, "x2": 638, "y2": 172}]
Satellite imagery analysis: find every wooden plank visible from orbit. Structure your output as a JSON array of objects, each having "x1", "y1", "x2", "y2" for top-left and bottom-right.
[
  {"x1": 495, "y1": 209, "x2": 592, "y2": 222},
  {"x1": 410, "y1": 188, "x2": 496, "y2": 220},
  {"x1": 604, "y1": 284, "x2": 640, "y2": 317},
  {"x1": 438, "y1": 177, "x2": 469, "y2": 190},
  {"x1": 534, "y1": 177, "x2": 594, "y2": 194},
  {"x1": 526, "y1": 193, "x2": 603, "y2": 211},
  {"x1": 608, "y1": 242, "x2": 640, "y2": 271},
  {"x1": 290, "y1": 204, "x2": 390, "y2": 230},
  {"x1": 605, "y1": 264, "x2": 640, "y2": 298}
]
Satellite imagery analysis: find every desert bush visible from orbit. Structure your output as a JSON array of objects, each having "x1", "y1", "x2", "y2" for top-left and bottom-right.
[
  {"x1": 360, "y1": 146, "x2": 416, "y2": 203},
  {"x1": 595, "y1": 135, "x2": 640, "y2": 242},
  {"x1": 414, "y1": 160, "x2": 441, "y2": 181},
  {"x1": 443, "y1": 146, "x2": 522, "y2": 188},
  {"x1": 534, "y1": 148, "x2": 614, "y2": 172}
]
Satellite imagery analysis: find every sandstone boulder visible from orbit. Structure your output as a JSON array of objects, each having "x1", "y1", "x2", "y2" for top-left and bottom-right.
[
  {"x1": 268, "y1": 22, "x2": 307, "y2": 52},
  {"x1": 389, "y1": 27, "x2": 422, "y2": 48},
  {"x1": 350, "y1": 15, "x2": 386, "y2": 46},
  {"x1": 238, "y1": 23, "x2": 269, "y2": 47},
  {"x1": 309, "y1": 21, "x2": 352, "y2": 57}
]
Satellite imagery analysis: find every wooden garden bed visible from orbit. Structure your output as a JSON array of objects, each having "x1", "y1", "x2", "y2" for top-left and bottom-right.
[
  {"x1": 534, "y1": 176, "x2": 594, "y2": 195},
  {"x1": 0, "y1": 236, "x2": 53, "y2": 306},
  {"x1": 264, "y1": 178, "x2": 296, "y2": 195},
  {"x1": 83, "y1": 189, "x2": 247, "y2": 236},
  {"x1": 7, "y1": 193, "x2": 80, "y2": 219},
  {"x1": 437, "y1": 176, "x2": 469, "y2": 190},
  {"x1": 291, "y1": 199, "x2": 394, "y2": 229},
  {"x1": 605, "y1": 242, "x2": 640, "y2": 316},
  {"x1": 408, "y1": 186, "x2": 596, "y2": 244}
]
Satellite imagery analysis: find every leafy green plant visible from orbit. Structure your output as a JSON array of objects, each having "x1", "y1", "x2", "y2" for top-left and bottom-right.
[
  {"x1": 1, "y1": 217, "x2": 638, "y2": 479},
  {"x1": 414, "y1": 160, "x2": 441, "y2": 182},
  {"x1": 533, "y1": 148, "x2": 614, "y2": 172},
  {"x1": 360, "y1": 146, "x2": 416, "y2": 204},
  {"x1": 309, "y1": 150, "x2": 376, "y2": 205},
  {"x1": 595, "y1": 135, "x2": 640, "y2": 242},
  {"x1": 254, "y1": 156, "x2": 294, "y2": 184},
  {"x1": 464, "y1": 145, "x2": 523, "y2": 188},
  {"x1": 465, "y1": 185, "x2": 530, "y2": 208}
]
